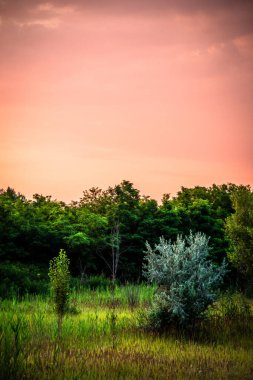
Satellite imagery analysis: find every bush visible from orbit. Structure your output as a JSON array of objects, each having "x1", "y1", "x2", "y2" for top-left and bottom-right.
[
  {"x1": 143, "y1": 232, "x2": 227, "y2": 328},
  {"x1": 0, "y1": 262, "x2": 48, "y2": 298},
  {"x1": 208, "y1": 292, "x2": 252, "y2": 321},
  {"x1": 48, "y1": 249, "x2": 70, "y2": 335}
]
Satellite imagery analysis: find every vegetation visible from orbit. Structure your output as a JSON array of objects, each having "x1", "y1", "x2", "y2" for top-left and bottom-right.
[
  {"x1": 0, "y1": 180, "x2": 252, "y2": 378},
  {"x1": 0, "y1": 287, "x2": 252, "y2": 379},
  {"x1": 143, "y1": 232, "x2": 227, "y2": 328},
  {"x1": 225, "y1": 186, "x2": 253, "y2": 291},
  {"x1": 0, "y1": 261, "x2": 48, "y2": 298},
  {"x1": 0, "y1": 181, "x2": 251, "y2": 289},
  {"x1": 48, "y1": 249, "x2": 70, "y2": 335}
]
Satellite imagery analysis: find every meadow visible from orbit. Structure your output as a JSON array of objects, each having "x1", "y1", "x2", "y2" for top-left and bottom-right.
[{"x1": 0, "y1": 284, "x2": 253, "y2": 380}]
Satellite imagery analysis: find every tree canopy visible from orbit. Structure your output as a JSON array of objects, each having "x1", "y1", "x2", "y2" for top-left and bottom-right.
[
  {"x1": 226, "y1": 186, "x2": 253, "y2": 284},
  {"x1": 0, "y1": 182, "x2": 251, "y2": 287}
]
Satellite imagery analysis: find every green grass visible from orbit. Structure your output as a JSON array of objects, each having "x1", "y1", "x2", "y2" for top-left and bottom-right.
[{"x1": 0, "y1": 285, "x2": 253, "y2": 379}]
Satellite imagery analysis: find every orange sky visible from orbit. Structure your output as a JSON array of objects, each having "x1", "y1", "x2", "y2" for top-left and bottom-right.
[{"x1": 1, "y1": 0, "x2": 253, "y2": 202}]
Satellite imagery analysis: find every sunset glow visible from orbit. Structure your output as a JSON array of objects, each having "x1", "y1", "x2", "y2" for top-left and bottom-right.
[{"x1": 1, "y1": 0, "x2": 253, "y2": 202}]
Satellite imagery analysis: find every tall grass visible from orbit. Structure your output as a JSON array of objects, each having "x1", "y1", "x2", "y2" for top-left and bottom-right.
[
  {"x1": 0, "y1": 286, "x2": 253, "y2": 379},
  {"x1": 69, "y1": 283, "x2": 156, "y2": 308}
]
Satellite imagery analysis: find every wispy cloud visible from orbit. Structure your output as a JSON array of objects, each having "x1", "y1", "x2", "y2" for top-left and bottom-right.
[
  {"x1": 0, "y1": 1, "x2": 74, "y2": 29},
  {"x1": 14, "y1": 17, "x2": 60, "y2": 29}
]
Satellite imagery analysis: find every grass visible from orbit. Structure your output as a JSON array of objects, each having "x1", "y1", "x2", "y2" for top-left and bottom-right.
[{"x1": 0, "y1": 285, "x2": 253, "y2": 379}]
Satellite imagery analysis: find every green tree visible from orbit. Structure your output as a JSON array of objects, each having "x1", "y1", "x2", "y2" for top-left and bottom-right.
[
  {"x1": 48, "y1": 249, "x2": 70, "y2": 336},
  {"x1": 64, "y1": 206, "x2": 108, "y2": 276},
  {"x1": 0, "y1": 187, "x2": 30, "y2": 261},
  {"x1": 170, "y1": 184, "x2": 249, "y2": 265},
  {"x1": 80, "y1": 180, "x2": 143, "y2": 280},
  {"x1": 226, "y1": 187, "x2": 253, "y2": 286}
]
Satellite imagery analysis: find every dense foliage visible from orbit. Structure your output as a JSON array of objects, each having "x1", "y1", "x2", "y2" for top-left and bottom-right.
[
  {"x1": 143, "y1": 233, "x2": 227, "y2": 327},
  {"x1": 0, "y1": 181, "x2": 252, "y2": 294},
  {"x1": 0, "y1": 261, "x2": 48, "y2": 298},
  {"x1": 225, "y1": 186, "x2": 253, "y2": 290}
]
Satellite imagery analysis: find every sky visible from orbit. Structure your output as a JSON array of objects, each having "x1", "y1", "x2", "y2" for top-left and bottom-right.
[{"x1": 1, "y1": 0, "x2": 253, "y2": 202}]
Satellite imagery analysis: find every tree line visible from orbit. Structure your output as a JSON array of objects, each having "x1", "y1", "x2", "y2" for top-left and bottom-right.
[{"x1": 0, "y1": 180, "x2": 252, "y2": 294}]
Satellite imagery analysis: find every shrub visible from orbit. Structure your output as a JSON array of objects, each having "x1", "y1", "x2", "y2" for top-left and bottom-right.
[
  {"x1": 209, "y1": 292, "x2": 252, "y2": 321},
  {"x1": 143, "y1": 232, "x2": 227, "y2": 328},
  {"x1": 48, "y1": 249, "x2": 70, "y2": 335},
  {"x1": 0, "y1": 262, "x2": 48, "y2": 298}
]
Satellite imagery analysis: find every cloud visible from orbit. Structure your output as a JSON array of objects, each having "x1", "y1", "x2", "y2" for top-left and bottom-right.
[
  {"x1": 27, "y1": 0, "x2": 253, "y2": 14},
  {"x1": 0, "y1": 0, "x2": 252, "y2": 47},
  {"x1": 14, "y1": 17, "x2": 60, "y2": 29},
  {"x1": 1, "y1": 0, "x2": 253, "y2": 20},
  {"x1": 0, "y1": 0, "x2": 74, "y2": 29}
]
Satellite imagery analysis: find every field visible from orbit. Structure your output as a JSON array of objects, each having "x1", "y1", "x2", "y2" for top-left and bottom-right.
[{"x1": 1, "y1": 285, "x2": 253, "y2": 380}]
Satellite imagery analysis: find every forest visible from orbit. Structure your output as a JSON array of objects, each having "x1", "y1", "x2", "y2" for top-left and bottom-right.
[{"x1": 0, "y1": 180, "x2": 252, "y2": 296}]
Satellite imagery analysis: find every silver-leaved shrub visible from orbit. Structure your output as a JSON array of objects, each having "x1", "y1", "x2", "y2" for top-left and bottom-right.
[{"x1": 143, "y1": 232, "x2": 227, "y2": 328}]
